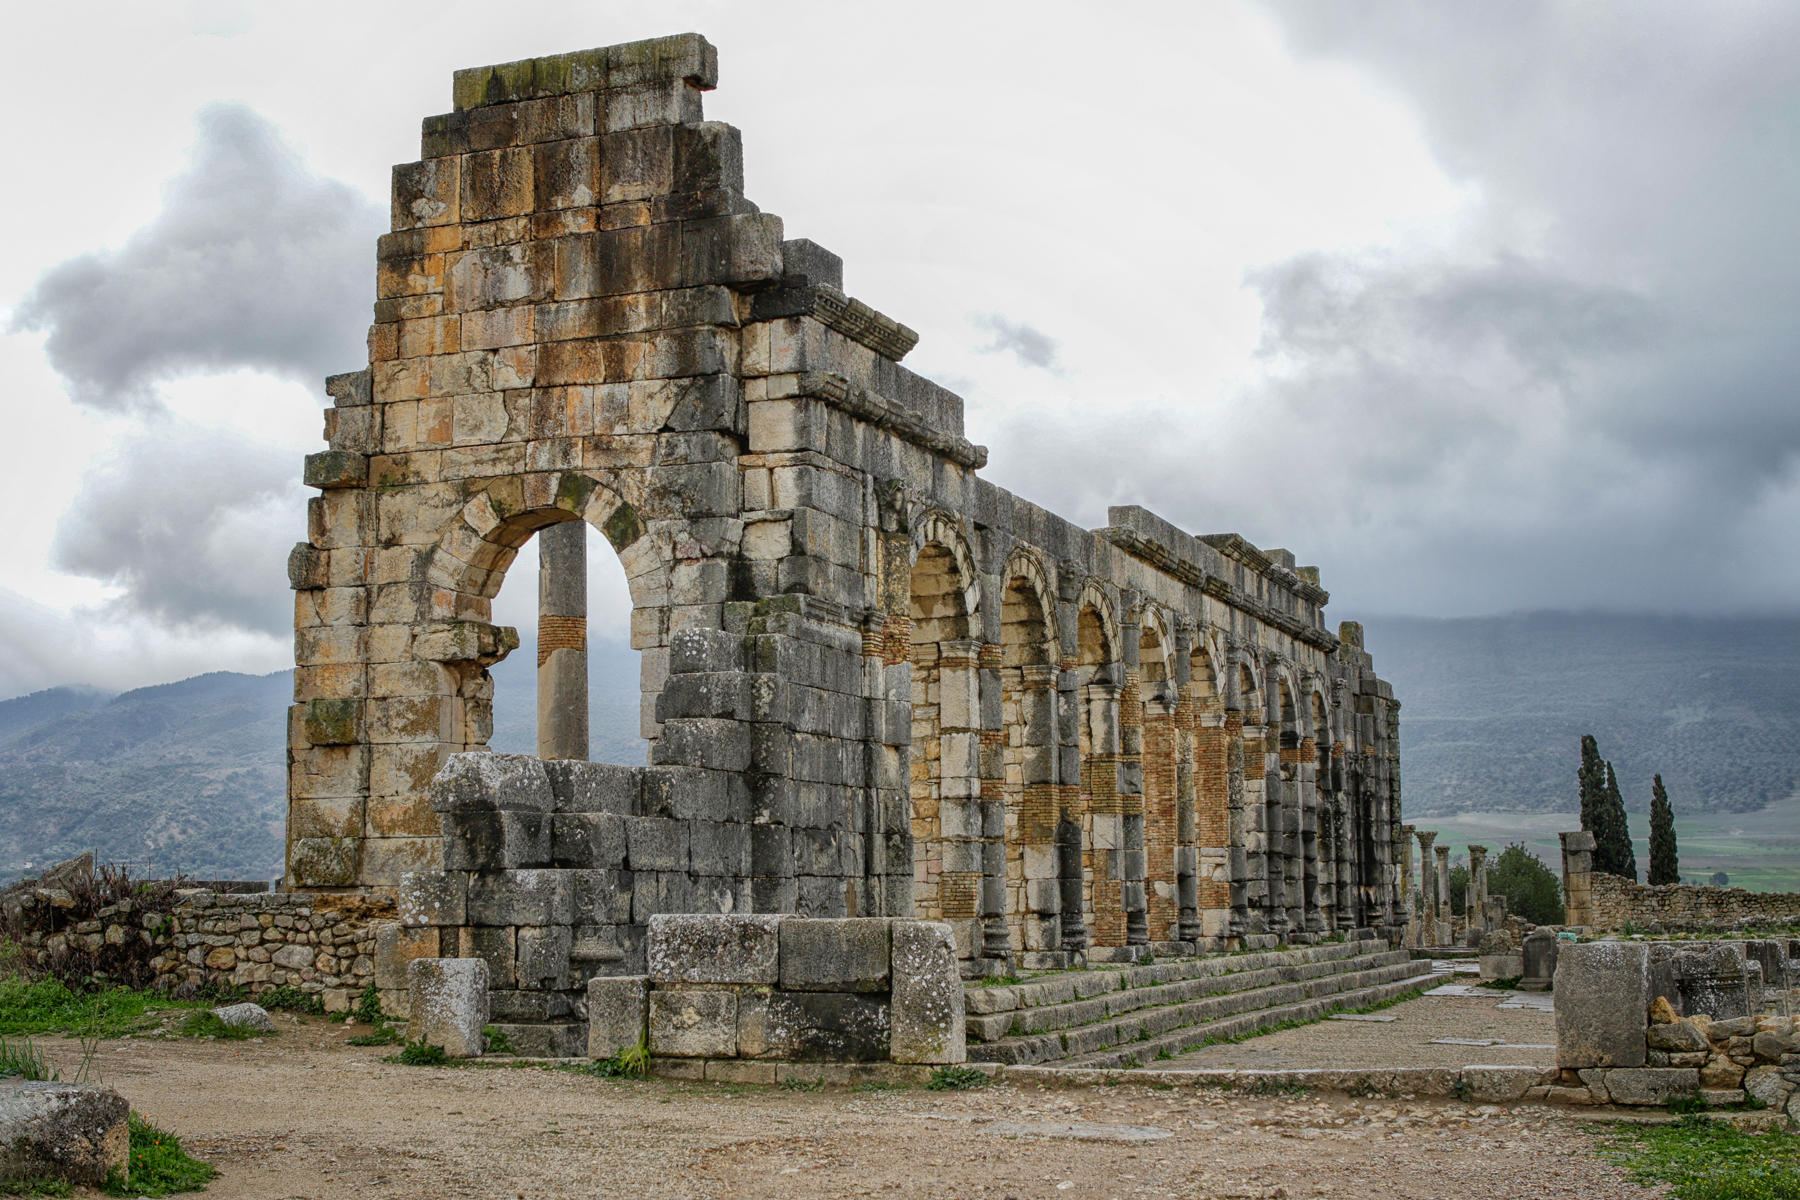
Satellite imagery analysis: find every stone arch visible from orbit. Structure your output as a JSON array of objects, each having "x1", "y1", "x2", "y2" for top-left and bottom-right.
[
  {"x1": 907, "y1": 513, "x2": 983, "y2": 954},
  {"x1": 1075, "y1": 581, "x2": 1119, "y2": 682},
  {"x1": 998, "y1": 549, "x2": 1059, "y2": 954},
  {"x1": 1136, "y1": 606, "x2": 1178, "y2": 939}
]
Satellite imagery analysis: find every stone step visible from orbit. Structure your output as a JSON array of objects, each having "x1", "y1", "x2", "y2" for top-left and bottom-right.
[
  {"x1": 967, "y1": 956, "x2": 1428, "y2": 1065},
  {"x1": 1059, "y1": 971, "x2": 1444, "y2": 1070},
  {"x1": 964, "y1": 949, "x2": 1411, "y2": 1043},
  {"x1": 967, "y1": 940, "x2": 1395, "y2": 1021}
]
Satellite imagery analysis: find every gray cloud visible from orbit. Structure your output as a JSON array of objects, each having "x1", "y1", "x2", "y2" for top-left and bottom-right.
[
  {"x1": 53, "y1": 425, "x2": 302, "y2": 635},
  {"x1": 985, "y1": 0, "x2": 1800, "y2": 618},
  {"x1": 976, "y1": 314, "x2": 1060, "y2": 371},
  {"x1": 10, "y1": 103, "x2": 381, "y2": 413}
]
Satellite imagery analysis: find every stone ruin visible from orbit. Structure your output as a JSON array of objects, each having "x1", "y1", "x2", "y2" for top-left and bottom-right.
[{"x1": 284, "y1": 33, "x2": 1408, "y2": 1051}]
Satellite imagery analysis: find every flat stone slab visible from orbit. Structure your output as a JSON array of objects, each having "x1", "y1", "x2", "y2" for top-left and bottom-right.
[
  {"x1": 1328, "y1": 1013, "x2": 1398, "y2": 1023},
  {"x1": 912, "y1": 1113, "x2": 1170, "y2": 1142},
  {"x1": 1497, "y1": 993, "x2": 1556, "y2": 1012},
  {"x1": 1430, "y1": 1038, "x2": 1556, "y2": 1049}
]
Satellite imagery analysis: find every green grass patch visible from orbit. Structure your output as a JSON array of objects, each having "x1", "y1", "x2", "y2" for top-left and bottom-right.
[
  {"x1": 581, "y1": 1040, "x2": 649, "y2": 1079},
  {"x1": 347, "y1": 1024, "x2": 403, "y2": 1047},
  {"x1": 974, "y1": 974, "x2": 1021, "y2": 988},
  {"x1": 0, "y1": 1036, "x2": 58, "y2": 1081},
  {"x1": 175, "y1": 1012, "x2": 264, "y2": 1041},
  {"x1": 255, "y1": 985, "x2": 322, "y2": 1015},
  {"x1": 392, "y1": 1042, "x2": 448, "y2": 1067},
  {"x1": 103, "y1": 1113, "x2": 217, "y2": 1196},
  {"x1": 779, "y1": 1077, "x2": 822, "y2": 1092},
  {"x1": 481, "y1": 1025, "x2": 513, "y2": 1055},
  {"x1": 1, "y1": 1176, "x2": 74, "y2": 1197},
  {"x1": 0, "y1": 975, "x2": 193, "y2": 1038},
  {"x1": 1599, "y1": 1114, "x2": 1800, "y2": 1200},
  {"x1": 923, "y1": 1065, "x2": 987, "y2": 1091}
]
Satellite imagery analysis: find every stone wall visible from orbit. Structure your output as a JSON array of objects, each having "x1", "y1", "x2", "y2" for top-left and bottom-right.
[
  {"x1": 285, "y1": 32, "x2": 1407, "y2": 978},
  {"x1": 580, "y1": 913, "x2": 963, "y2": 1080},
  {"x1": 1590, "y1": 871, "x2": 1800, "y2": 933}
]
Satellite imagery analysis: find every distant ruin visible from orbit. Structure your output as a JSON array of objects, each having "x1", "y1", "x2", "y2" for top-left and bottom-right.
[{"x1": 284, "y1": 33, "x2": 1407, "y2": 987}]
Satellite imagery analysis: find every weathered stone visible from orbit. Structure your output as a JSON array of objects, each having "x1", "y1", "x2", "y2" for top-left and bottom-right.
[
  {"x1": 430, "y1": 752, "x2": 555, "y2": 814},
  {"x1": 1647, "y1": 1019, "x2": 1709, "y2": 1053},
  {"x1": 752, "y1": 991, "x2": 890, "y2": 1062},
  {"x1": 778, "y1": 918, "x2": 889, "y2": 993},
  {"x1": 408, "y1": 958, "x2": 488, "y2": 1057},
  {"x1": 1744, "y1": 1065, "x2": 1794, "y2": 1109},
  {"x1": 647, "y1": 914, "x2": 779, "y2": 985},
  {"x1": 0, "y1": 1081, "x2": 130, "y2": 1187},
  {"x1": 648, "y1": 988, "x2": 737, "y2": 1057},
  {"x1": 1699, "y1": 1053, "x2": 1746, "y2": 1089},
  {"x1": 1554, "y1": 941, "x2": 1648, "y2": 1069},
  {"x1": 396, "y1": 871, "x2": 466, "y2": 927},
  {"x1": 1602, "y1": 1067, "x2": 1698, "y2": 1106},
  {"x1": 587, "y1": 976, "x2": 649, "y2": 1058},
  {"x1": 889, "y1": 920, "x2": 965, "y2": 1065},
  {"x1": 1647, "y1": 995, "x2": 1679, "y2": 1025},
  {"x1": 210, "y1": 1002, "x2": 273, "y2": 1033},
  {"x1": 1753, "y1": 1029, "x2": 1799, "y2": 1059}
]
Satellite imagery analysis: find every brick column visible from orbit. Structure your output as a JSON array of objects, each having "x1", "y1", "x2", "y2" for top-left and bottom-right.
[{"x1": 1560, "y1": 830, "x2": 1596, "y2": 927}]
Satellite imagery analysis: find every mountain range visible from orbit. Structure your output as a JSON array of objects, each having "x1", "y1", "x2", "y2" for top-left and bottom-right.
[{"x1": 1, "y1": 611, "x2": 1793, "y2": 883}]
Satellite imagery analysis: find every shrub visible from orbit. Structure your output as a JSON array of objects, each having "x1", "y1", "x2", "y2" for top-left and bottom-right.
[
  {"x1": 351, "y1": 984, "x2": 382, "y2": 1025},
  {"x1": 1487, "y1": 843, "x2": 1563, "y2": 926},
  {"x1": 0, "y1": 864, "x2": 186, "y2": 992},
  {"x1": 103, "y1": 1113, "x2": 216, "y2": 1197},
  {"x1": 257, "y1": 985, "x2": 322, "y2": 1015},
  {"x1": 395, "y1": 1042, "x2": 448, "y2": 1067},
  {"x1": 584, "y1": 1040, "x2": 649, "y2": 1079},
  {"x1": 924, "y1": 1065, "x2": 986, "y2": 1091}
]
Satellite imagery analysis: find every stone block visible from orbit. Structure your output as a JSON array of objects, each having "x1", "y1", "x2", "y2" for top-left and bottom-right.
[
  {"x1": 1744, "y1": 1065, "x2": 1794, "y2": 1109},
  {"x1": 488, "y1": 1023, "x2": 585, "y2": 1058},
  {"x1": 779, "y1": 918, "x2": 890, "y2": 993},
  {"x1": 1648, "y1": 1019, "x2": 1710, "y2": 1053},
  {"x1": 643, "y1": 766, "x2": 750, "y2": 823},
  {"x1": 0, "y1": 1081, "x2": 130, "y2": 1187},
  {"x1": 397, "y1": 871, "x2": 466, "y2": 927},
  {"x1": 408, "y1": 958, "x2": 489, "y2": 1058},
  {"x1": 624, "y1": 816, "x2": 689, "y2": 872},
  {"x1": 487, "y1": 990, "x2": 572, "y2": 1022},
  {"x1": 647, "y1": 914, "x2": 780, "y2": 984},
  {"x1": 430, "y1": 752, "x2": 555, "y2": 813},
  {"x1": 1554, "y1": 941, "x2": 1648, "y2": 1069},
  {"x1": 516, "y1": 925, "x2": 573, "y2": 991},
  {"x1": 752, "y1": 991, "x2": 890, "y2": 1062},
  {"x1": 463, "y1": 926, "x2": 516, "y2": 989},
  {"x1": 648, "y1": 988, "x2": 738, "y2": 1057},
  {"x1": 588, "y1": 976, "x2": 650, "y2": 1058},
  {"x1": 468, "y1": 869, "x2": 575, "y2": 926},
  {"x1": 1602, "y1": 1067, "x2": 1698, "y2": 1106},
  {"x1": 543, "y1": 759, "x2": 642, "y2": 814},
  {"x1": 687, "y1": 821, "x2": 749, "y2": 877},
  {"x1": 552, "y1": 812, "x2": 626, "y2": 867},
  {"x1": 288, "y1": 837, "x2": 359, "y2": 888},
  {"x1": 373, "y1": 922, "x2": 441, "y2": 990},
  {"x1": 570, "y1": 869, "x2": 629, "y2": 926},
  {"x1": 889, "y1": 920, "x2": 965, "y2": 1065}
]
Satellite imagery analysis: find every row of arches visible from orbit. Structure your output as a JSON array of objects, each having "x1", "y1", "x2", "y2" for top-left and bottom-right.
[{"x1": 903, "y1": 515, "x2": 1397, "y2": 962}]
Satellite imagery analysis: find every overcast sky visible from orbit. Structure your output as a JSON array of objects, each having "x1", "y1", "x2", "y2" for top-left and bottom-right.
[{"x1": 2, "y1": 0, "x2": 1795, "y2": 701}]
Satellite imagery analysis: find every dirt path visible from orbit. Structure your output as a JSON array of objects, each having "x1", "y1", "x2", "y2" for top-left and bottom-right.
[{"x1": 40, "y1": 1015, "x2": 1656, "y2": 1200}]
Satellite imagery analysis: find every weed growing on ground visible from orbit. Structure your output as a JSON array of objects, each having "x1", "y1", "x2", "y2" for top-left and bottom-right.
[
  {"x1": 175, "y1": 1012, "x2": 263, "y2": 1041},
  {"x1": 1483, "y1": 976, "x2": 1523, "y2": 990},
  {"x1": 1599, "y1": 1114, "x2": 1800, "y2": 1200},
  {"x1": 582, "y1": 1040, "x2": 649, "y2": 1079},
  {"x1": 481, "y1": 1025, "x2": 514, "y2": 1055},
  {"x1": 975, "y1": 974, "x2": 1021, "y2": 988},
  {"x1": 351, "y1": 984, "x2": 383, "y2": 1025},
  {"x1": 256, "y1": 985, "x2": 322, "y2": 1015},
  {"x1": 0, "y1": 1036, "x2": 57, "y2": 1080},
  {"x1": 0, "y1": 1175, "x2": 74, "y2": 1196},
  {"x1": 1155, "y1": 1048, "x2": 1174, "y2": 1061},
  {"x1": 923, "y1": 1065, "x2": 987, "y2": 1091},
  {"x1": 347, "y1": 1024, "x2": 404, "y2": 1047},
  {"x1": 102, "y1": 1113, "x2": 217, "y2": 1197},
  {"x1": 1666, "y1": 1094, "x2": 1708, "y2": 1117},
  {"x1": 780, "y1": 1078, "x2": 822, "y2": 1092},
  {"x1": 394, "y1": 1042, "x2": 449, "y2": 1067}
]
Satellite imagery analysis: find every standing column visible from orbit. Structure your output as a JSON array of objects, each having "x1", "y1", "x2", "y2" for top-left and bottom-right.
[
  {"x1": 1263, "y1": 652, "x2": 1289, "y2": 940},
  {"x1": 1434, "y1": 844, "x2": 1452, "y2": 937},
  {"x1": 1017, "y1": 663, "x2": 1062, "y2": 951},
  {"x1": 1224, "y1": 638, "x2": 1250, "y2": 939},
  {"x1": 536, "y1": 520, "x2": 588, "y2": 761},
  {"x1": 1415, "y1": 829, "x2": 1437, "y2": 943},
  {"x1": 1467, "y1": 844, "x2": 1489, "y2": 934},
  {"x1": 1397, "y1": 823, "x2": 1415, "y2": 943},
  {"x1": 1118, "y1": 602, "x2": 1148, "y2": 946},
  {"x1": 1173, "y1": 621, "x2": 1201, "y2": 944}
]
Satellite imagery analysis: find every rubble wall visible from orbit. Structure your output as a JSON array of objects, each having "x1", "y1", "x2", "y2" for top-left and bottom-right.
[{"x1": 1589, "y1": 872, "x2": 1800, "y2": 933}]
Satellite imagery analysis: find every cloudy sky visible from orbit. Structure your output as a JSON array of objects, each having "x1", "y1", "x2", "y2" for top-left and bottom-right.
[{"x1": 2, "y1": 0, "x2": 1795, "y2": 701}]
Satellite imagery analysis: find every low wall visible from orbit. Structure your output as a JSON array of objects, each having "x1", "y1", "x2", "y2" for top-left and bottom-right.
[
  {"x1": 581, "y1": 914, "x2": 965, "y2": 1077},
  {"x1": 1589, "y1": 873, "x2": 1800, "y2": 933}
]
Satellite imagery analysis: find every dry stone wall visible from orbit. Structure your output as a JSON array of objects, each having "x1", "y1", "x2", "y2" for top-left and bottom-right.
[
  {"x1": 285, "y1": 32, "x2": 1406, "y2": 985},
  {"x1": 1589, "y1": 871, "x2": 1800, "y2": 933}
]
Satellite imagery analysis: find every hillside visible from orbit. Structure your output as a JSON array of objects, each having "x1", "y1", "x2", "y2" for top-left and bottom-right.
[
  {"x1": 1363, "y1": 612, "x2": 1800, "y2": 817},
  {"x1": 1, "y1": 611, "x2": 1793, "y2": 883}
]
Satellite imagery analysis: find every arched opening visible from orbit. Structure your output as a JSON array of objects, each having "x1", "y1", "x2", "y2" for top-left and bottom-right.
[
  {"x1": 1139, "y1": 619, "x2": 1178, "y2": 941},
  {"x1": 1067, "y1": 604, "x2": 1116, "y2": 951},
  {"x1": 1191, "y1": 645, "x2": 1229, "y2": 936},
  {"x1": 1275, "y1": 679, "x2": 1300, "y2": 935},
  {"x1": 486, "y1": 518, "x2": 649, "y2": 763},
  {"x1": 1237, "y1": 661, "x2": 1273, "y2": 933},
  {"x1": 999, "y1": 570, "x2": 1055, "y2": 953},
  {"x1": 908, "y1": 541, "x2": 977, "y2": 949}
]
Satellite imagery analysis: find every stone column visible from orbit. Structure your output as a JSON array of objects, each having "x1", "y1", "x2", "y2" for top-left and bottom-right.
[
  {"x1": 1017, "y1": 663, "x2": 1061, "y2": 951},
  {"x1": 1397, "y1": 823, "x2": 1415, "y2": 943},
  {"x1": 1118, "y1": 602, "x2": 1148, "y2": 946},
  {"x1": 977, "y1": 639, "x2": 1010, "y2": 962},
  {"x1": 536, "y1": 520, "x2": 588, "y2": 761},
  {"x1": 1298, "y1": 686, "x2": 1322, "y2": 932},
  {"x1": 1415, "y1": 830, "x2": 1437, "y2": 943},
  {"x1": 1224, "y1": 639, "x2": 1249, "y2": 938},
  {"x1": 1467, "y1": 844, "x2": 1489, "y2": 933},
  {"x1": 1082, "y1": 679, "x2": 1126, "y2": 945},
  {"x1": 1559, "y1": 830, "x2": 1596, "y2": 928},
  {"x1": 1434, "y1": 844, "x2": 1451, "y2": 935},
  {"x1": 1173, "y1": 622, "x2": 1201, "y2": 944},
  {"x1": 1263, "y1": 653, "x2": 1289, "y2": 940}
]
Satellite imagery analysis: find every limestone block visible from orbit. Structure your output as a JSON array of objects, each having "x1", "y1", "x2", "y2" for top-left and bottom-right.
[
  {"x1": 648, "y1": 988, "x2": 738, "y2": 1057},
  {"x1": 396, "y1": 871, "x2": 465, "y2": 928},
  {"x1": 1458, "y1": 1066, "x2": 1539, "y2": 1103},
  {"x1": 588, "y1": 976, "x2": 649, "y2": 1058},
  {"x1": 647, "y1": 914, "x2": 780, "y2": 984},
  {"x1": 1554, "y1": 941, "x2": 1648, "y2": 1068},
  {"x1": 373, "y1": 922, "x2": 440, "y2": 990},
  {"x1": 1753, "y1": 1029, "x2": 1799, "y2": 1059},
  {"x1": 211, "y1": 1003, "x2": 274, "y2": 1033},
  {"x1": 748, "y1": 991, "x2": 890, "y2": 1062},
  {"x1": 1699, "y1": 1053, "x2": 1745, "y2": 1089},
  {"x1": 543, "y1": 760, "x2": 642, "y2": 814},
  {"x1": 407, "y1": 958, "x2": 489, "y2": 1058},
  {"x1": 1744, "y1": 1065, "x2": 1794, "y2": 1110},
  {"x1": 430, "y1": 752, "x2": 555, "y2": 813},
  {"x1": 624, "y1": 817, "x2": 690, "y2": 872},
  {"x1": 889, "y1": 920, "x2": 966, "y2": 1065},
  {"x1": 463, "y1": 927, "x2": 516, "y2": 989},
  {"x1": 0, "y1": 1081, "x2": 130, "y2": 1187},
  {"x1": 515, "y1": 925, "x2": 574, "y2": 991},
  {"x1": 779, "y1": 919, "x2": 890, "y2": 993},
  {"x1": 1478, "y1": 954, "x2": 1523, "y2": 982},
  {"x1": 304, "y1": 450, "x2": 368, "y2": 490},
  {"x1": 551, "y1": 812, "x2": 626, "y2": 867},
  {"x1": 1647, "y1": 1019, "x2": 1710, "y2": 1053},
  {"x1": 442, "y1": 810, "x2": 550, "y2": 871},
  {"x1": 467, "y1": 870, "x2": 575, "y2": 926},
  {"x1": 1602, "y1": 1067, "x2": 1698, "y2": 1106}
]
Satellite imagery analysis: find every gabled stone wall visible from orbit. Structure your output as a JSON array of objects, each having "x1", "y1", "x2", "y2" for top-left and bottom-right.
[{"x1": 286, "y1": 33, "x2": 1406, "y2": 980}]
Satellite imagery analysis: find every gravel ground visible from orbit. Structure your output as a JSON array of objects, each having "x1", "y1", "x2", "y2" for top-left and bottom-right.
[
  {"x1": 34, "y1": 1011, "x2": 1659, "y2": 1200},
  {"x1": 1161, "y1": 990, "x2": 1557, "y2": 1071}
]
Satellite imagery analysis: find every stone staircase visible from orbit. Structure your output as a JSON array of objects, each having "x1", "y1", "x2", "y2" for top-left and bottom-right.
[{"x1": 964, "y1": 940, "x2": 1441, "y2": 1068}]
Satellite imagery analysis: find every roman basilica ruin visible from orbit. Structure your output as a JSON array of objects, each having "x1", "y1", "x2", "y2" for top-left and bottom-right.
[{"x1": 283, "y1": 32, "x2": 1406, "y2": 981}]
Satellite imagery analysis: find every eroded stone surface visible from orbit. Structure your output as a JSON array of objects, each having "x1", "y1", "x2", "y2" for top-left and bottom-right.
[
  {"x1": 408, "y1": 957, "x2": 489, "y2": 1057},
  {"x1": 0, "y1": 1081, "x2": 129, "y2": 1188}
]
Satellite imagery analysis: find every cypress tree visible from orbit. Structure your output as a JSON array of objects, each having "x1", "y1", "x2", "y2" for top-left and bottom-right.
[
  {"x1": 1648, "y1": 774, "x2": 1679, "y2": 885},
  {"x1": 1595, "y1": 761, "x2": 1637, "y2": 881},
  {"x1": 1577, "y1": 735, "x2": 1605, "y2": 836}
]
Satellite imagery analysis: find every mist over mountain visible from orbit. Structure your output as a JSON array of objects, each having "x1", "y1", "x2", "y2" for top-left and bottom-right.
[
  {"x1": 1363, "y1": 612, "x2": 1800, "y2": 818},
  {"x1": 1, "y1": 612, "x2": 1792, "y2": 882}
]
